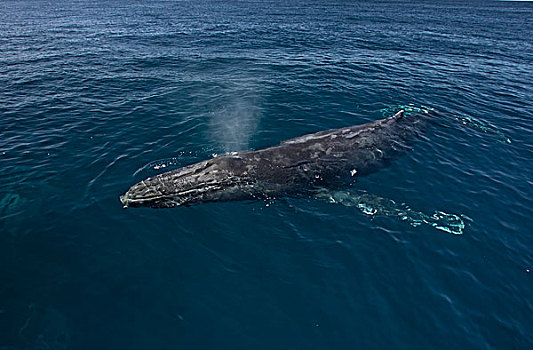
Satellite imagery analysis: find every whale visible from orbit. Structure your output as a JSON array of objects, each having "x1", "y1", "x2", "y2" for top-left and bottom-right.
[{"x1": 120, "y1": 109, "x2": 428, "y2": 208}]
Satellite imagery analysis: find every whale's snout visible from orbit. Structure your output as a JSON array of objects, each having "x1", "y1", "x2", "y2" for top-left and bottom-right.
[
  {"x1": 120, "y1": 156, "x2": 256, "y2": 208},
  {"x1": 119, "y1": 194, "x2": 128, "y2": 208},
  {"x1": 120, "y1": 179, "x2": 167, "y2": 208}
]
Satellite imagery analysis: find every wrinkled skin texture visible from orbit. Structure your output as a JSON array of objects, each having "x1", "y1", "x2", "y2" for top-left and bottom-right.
[{"x1": 120, "y1": 110, "x2": 426, "y2": 208}]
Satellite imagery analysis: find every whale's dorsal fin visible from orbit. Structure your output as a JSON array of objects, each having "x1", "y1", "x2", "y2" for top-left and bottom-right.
[{"x1": 392, "y1": 109, "x2": 405, "y2": 120}]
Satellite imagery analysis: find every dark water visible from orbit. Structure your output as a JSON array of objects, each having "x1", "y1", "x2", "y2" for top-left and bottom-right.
[{"x1": 1, "y1": 0, "x2": 532, "y2": 349}]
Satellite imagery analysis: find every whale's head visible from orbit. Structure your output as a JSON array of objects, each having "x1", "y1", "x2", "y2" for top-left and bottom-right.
[{"x1": 120, "y1": 155, "x2": 253, "y2": 208}]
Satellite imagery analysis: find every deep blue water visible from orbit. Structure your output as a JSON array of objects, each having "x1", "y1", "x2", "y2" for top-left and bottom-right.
[{"x1": 1, "y1": 0, "x2": 533, "y2": 349}]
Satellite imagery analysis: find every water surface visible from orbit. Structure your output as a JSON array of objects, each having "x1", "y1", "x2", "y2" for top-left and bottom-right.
[{"x1": 1, "y1": 1, "x2": 532, "y2": 349}]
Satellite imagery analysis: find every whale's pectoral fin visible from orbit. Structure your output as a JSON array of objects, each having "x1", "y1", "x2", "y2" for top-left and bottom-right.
[{"x1": 316, "y1": 189, "x2": 468, "y2": 235}]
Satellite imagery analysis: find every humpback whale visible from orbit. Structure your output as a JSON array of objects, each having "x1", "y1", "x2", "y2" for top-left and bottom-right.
[{"x1": 120, "y1": 110, "x2": 427, "y2": 208}]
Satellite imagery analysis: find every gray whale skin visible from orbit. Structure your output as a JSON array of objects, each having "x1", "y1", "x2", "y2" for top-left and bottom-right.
[{"x1": 120, "y1": 110, "x2": 426, "y2": 208}]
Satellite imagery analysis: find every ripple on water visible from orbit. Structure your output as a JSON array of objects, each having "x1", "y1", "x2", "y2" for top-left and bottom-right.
[{"x1": 1, "y1": 0, "x2": 532, "y2": 349}]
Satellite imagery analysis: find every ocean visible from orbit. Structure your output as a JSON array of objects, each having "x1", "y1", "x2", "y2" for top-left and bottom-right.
[{"x1": 1, "y1": 0, "x2": 532, "y2": 349}]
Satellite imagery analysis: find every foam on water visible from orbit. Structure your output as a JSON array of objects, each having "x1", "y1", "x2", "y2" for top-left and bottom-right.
[
  {"x1": 381, "y1": 104, "x2": 434, "y2": 118},
  {"x1": 132, "y1": 151, "x2": 205, "y2": 179}
]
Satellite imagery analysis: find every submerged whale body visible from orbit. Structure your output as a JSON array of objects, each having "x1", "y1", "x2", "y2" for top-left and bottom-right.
[{"x1": 120, "y1": 110, "x2": 428, "y2": 208}]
